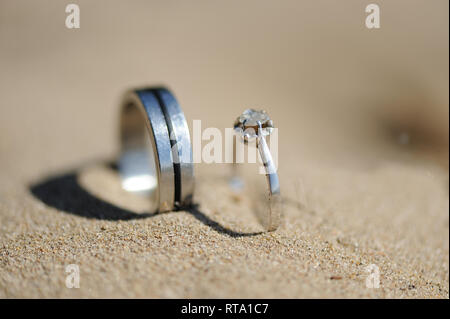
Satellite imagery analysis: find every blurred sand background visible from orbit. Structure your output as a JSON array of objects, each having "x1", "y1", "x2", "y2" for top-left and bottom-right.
[{"x1": 0, "y1": 0, "x2": 448, "y2": 298}]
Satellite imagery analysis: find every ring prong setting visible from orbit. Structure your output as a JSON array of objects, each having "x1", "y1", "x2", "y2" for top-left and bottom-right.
[{"x1": 234, "y1": 109, "x2": 274, "y2": 141}]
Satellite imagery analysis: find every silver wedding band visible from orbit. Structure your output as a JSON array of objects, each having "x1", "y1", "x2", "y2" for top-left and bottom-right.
[{"x1": 119, "y1": 87, "x2": 194, "y2": 213}]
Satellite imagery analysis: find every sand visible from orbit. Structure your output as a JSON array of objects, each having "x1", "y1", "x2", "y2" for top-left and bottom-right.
[{"x1": 0, "y1": 1, "x2": 448, "y2": 298}]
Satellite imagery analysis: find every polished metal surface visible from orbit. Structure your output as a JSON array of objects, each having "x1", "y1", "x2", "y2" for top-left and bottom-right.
[
  {"x1": 119, "y1": 89, "x2": 175, "y2": 212},
  {"x1": 152, "y1": 88, "x2": 195, "y2": 206},
  {"x1": 256, "y1": 128, "x2": 281, "y2": 231}
]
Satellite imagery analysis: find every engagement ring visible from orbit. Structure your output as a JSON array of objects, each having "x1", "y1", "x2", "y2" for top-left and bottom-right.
[{"x1": 234, "y1": 109, "x2": 282, "y2": 231}]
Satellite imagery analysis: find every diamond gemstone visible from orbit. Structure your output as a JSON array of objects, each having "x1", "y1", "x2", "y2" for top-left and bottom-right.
[{"x1": 234, "y1": 109, "x2": 273, "y2": 139}]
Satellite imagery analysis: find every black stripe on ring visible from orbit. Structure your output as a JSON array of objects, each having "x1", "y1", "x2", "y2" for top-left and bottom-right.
[{"x1": 151, "y1": 88, "x2": 181, "y2": 206}]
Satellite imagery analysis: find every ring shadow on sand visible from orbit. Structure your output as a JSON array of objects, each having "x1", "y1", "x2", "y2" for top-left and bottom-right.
[{"x1": 29, "y1": 161, "x2": 262, "y2": 238}]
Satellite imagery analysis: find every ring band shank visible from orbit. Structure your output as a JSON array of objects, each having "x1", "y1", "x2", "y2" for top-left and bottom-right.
[
  {"x1": 232, "y1": 132, "x2": 282, "y2": 231},
  {"x1": 257, "y1": 135, "x2": 281, "y2": 231}
]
